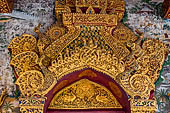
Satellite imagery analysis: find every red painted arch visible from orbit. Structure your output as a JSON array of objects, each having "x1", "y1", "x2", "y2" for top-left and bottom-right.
[{"x1": 43, "y1": 68, "x2": 131, "y2": 113}]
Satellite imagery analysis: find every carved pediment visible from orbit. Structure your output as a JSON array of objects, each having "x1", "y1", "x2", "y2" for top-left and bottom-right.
[
  {"x1": 8, "y1": 24, "x2": 168, "y2": 99},
  {"x1": 8, "y1": 0, "x2": 168, "y2": 112},
  {"x1": 49, "y1": 79, "x2": 122, "y2": 109}
]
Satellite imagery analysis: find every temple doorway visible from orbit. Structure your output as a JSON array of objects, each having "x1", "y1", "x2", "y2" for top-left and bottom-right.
[{"x1": 44, "y1": 69, "x2": 131, "y2": 113}]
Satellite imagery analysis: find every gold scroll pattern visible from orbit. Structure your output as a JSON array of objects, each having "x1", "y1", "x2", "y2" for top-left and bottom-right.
[
  {"x1": 8, "y1": 33, "x2": 57, "y2": 97},
  {"x1": 101, "y1": 23, "x2": 168, "y2": 99},
  {"x1": 75, "y1": 0, "x2": 102, "y2": 8},
  {"x1": 48, "y1": 39, "x2": 125, "y2": 80},
  {"x1": 111, "y1": 23, "x2": 138, "y2": 43},
  {"x1": 62, "y1": 13, "x2": 118, "y2": 26},
  {"x1": 44, "y1": 26, "x2": 81, "y2": 59},
  {"x1": 55, "y1": 0, "x2": 125, "y2": 22},
  {"x1": 8, "y1": 34, "x2": 37, "y2": 57},
  {"x1": 7, "y1": 0, "x2": 168, "y2": 112},
  {"x1": 117, "y1": 38, "x2": 168, "y2": 99},
  {"x1": 101, "y1": 27, "x2": 131, "y2": 60},
  {"x1": 9, "y1": 23, "x2": 168, "y2": 100},
  {"x1": 8, "y1": 24, "x2": 75, "y2": 97},
  {"x1": 0, "y1": 88, "x2": 7, "y2": 107},
  {"x1": 45, "y1": 24, "x2": 66, "y2": 42},
  {"x1": 107, "y1": 0, "x2": 125, "y2": 21},
  {"x1": 16, "y1": 70, "x2": 45, "y2": 97},
  {"x1": 0, "y1": 0, "x2": 10, "y2": 13},
  {"x1": 48, "y1": 26, "x2": 125, "y2": 80},
  {"x1": 49, "y1": 79, "x2": 122, "y2": 109},
  {"x1": 10, "y1": 51, "x2": 39, "y2": 77}
]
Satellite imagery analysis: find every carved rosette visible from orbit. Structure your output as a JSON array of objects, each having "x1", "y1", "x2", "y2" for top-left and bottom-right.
[{"x1": 16, "y1": 71, "x2": 44, "y2": 97}]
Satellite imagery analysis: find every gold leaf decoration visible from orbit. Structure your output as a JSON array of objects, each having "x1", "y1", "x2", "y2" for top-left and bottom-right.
[
  {"x1": 49, "y1": 79, "x2": 122, "y2": 109},
  {"x1": 16, "y1": 70, "x2": 44, "y2": 97}
]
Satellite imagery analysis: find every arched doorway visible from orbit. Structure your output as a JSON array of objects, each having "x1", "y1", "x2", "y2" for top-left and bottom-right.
[{"x1": 44, "y1": 68, "x2": 131, "y2": 113}]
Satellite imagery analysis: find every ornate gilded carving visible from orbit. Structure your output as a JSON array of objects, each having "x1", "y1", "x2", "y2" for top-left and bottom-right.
[
  {"x1": 101, "y1": 24, "x2": 137, "y2": 60},
  {"x1": 63, "y1": 13, "x2": 117, "y2": 26},
  {"x1": 48, "y1": 26, "x2": 125, "y2": 80},
  {"x1": 8, "y1": 34, "x2": 37, "y2": 57},
  {"x1": 45, "y1": 24, "x2": 66, "y2": 42},
  {"x1": 52, "y1": 80, "x2": 69, "y2": 95},
  {"x1": 38, "y1": 55, "x2": 57, "y2": 96},
  {"x1": 130, "y1": 99, "x2": 157, "y2": 113},
  {"x1": 0, "y1": 0, "x2": 14, "y2": 13},
  {"x1": 10, "y1": 51, "x2": 39, "y2": 77},
  {"x1": 8, "y1": 0, "x2": 168, "y2": 112},
  {"x1": 107, "y1": 0, "x2": 125, "y2": 21},
  {"x1": 76, "y1": 7, "x2": 83, "y2": 13},
  {"x1": 112, "y1": 23, "x2": 138, "y2": 43},
  {"x1": 44, "y1": 26, "x2": 81, "y2": 59},
  {"x1": 9, "y1": 23, "x2": 167, "y2": 101},
  {"x1": 137, "y1": 39, "x2": 168, "y2": 83},
  {"x1": 19, "y1": 98, "x2": 45, "y2": 113},
  {"x1": 49, "y1": 79, "x2": 122, "y2": 109},
  {"x1": 117, "y1": 38, "x2": 168, "y2": 99},
  {"x1": 55, "y1": 0, "x2": 125, "y2": 22},
  {"x1": 129, "y1": 74, "x2": 153, "y2": 97},
  {"x1": 16, "y1": 70, "x2": 45, "y2": 97},
  {"x1": 86, "y1": 6, "x2": 95, "y2": 14},
  {"x1": 0, "y1": 88, "x2": 7, "y2": 108},
  {"x1": 75, "y1": 0, "x2": 101, "y2": 8},
  {"x1": 34, "y1": 24, "x2": 52, "y2": 55}
]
